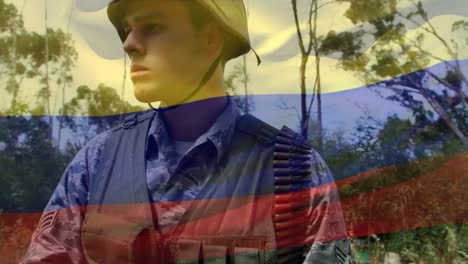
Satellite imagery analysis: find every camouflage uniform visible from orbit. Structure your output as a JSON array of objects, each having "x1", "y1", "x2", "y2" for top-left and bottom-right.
[{"x1": 22, "y1": 99, "x2": 351, "y2": 263}]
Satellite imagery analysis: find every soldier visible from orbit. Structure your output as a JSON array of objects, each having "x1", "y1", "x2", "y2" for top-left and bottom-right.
[{"x1": 22, "y1": 0, "x2": 351, "y2": 263}]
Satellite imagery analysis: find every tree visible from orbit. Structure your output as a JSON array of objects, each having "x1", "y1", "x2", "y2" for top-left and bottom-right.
[
  {"x1": 0, "y1": 0, "x2": 77, "y2": 116},
  {"x1": 0, "y1": 116, "x2": 70, "y2": 212},
  {"x1": 322, "y1": 0, "x2": 468, "y2": 146},
  {"x1": 0, "y1": 2, "x2": 146, "y2": 262},
  {"x1": 289, "y1": 0, "x2": 367, "y2": 149},
  {"x1": 293, "y1": 1, "x2": 468, "y2": 261},
  {"x1": 60, "y1": 83, "x2": 144, "y2": 147},
  {"x1": 313, "y1": 123, "x2": 361, "y2": 180},
  {"x1": 290, "y1": 0, "x2": 318, "y2": 140}
]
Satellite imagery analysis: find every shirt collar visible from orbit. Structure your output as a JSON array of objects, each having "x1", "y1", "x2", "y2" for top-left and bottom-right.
[
  {"x1": 203, "y1": 97, "x2": 240, "y2": 163},
  {"x1": 146, "y1": 96, "x2": 241, "y2": 164}
]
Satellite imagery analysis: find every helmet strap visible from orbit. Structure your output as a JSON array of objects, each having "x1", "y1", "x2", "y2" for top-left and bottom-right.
[
  {"x1": 251, "y1": 47, "x2": 262, "y2": 66},
  {"x1": 148, "y1": 53, "x2": 222, "y2": 111}
]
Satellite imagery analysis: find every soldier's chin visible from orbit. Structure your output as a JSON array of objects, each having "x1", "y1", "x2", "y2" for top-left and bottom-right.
[
  {"x1": 133, "y1": 84, "x2": 191, "y2": 107},
  {"x1": 133, "y1": 83, "x2": 161, "y2": 103}
]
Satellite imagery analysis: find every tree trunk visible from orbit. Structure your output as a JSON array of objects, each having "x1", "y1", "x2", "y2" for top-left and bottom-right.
[
  {"x1": 421, "y1": 88, "x2": 468, "y2": 145},
  {"x1": 44, "y1": 1, "x2": 53, "y2": 141},
  {"x1": 291, "y1": 0, "x2": 312, "y2": 139},
  {"x1": 300, "y1": 55, "x2": 309, "y2": 138},
  {"x1": 316, "y1": 56, "x2": 323, "y2": 151},
  {"x1": 243, "y1": 54, "x2": 249, "y2": 114},
  {"x1": 313, "y1": 0, "x2": 322, "y2": 149}
]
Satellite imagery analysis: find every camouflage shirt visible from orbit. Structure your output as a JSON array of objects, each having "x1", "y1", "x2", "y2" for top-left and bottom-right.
[{"x1": 22, "y1": 99, "x2": 351, "y2": 264}]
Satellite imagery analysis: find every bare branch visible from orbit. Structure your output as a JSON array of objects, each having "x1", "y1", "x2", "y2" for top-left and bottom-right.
[
  {"x1": 354, "y1": 102, "x2": 384, "y2": 126},
  {"x1": 400, "y1": 1, "x2": 457, "y2": 58},
  {"x1": 276, "y1": 96, "x2": 301, "y2": 121},
  {"x1": 306, "y1": 0, "x2": 315, "y2": 54},
  {"x1": 291, "y1": 0, "x2": 306, "y2": 54}
]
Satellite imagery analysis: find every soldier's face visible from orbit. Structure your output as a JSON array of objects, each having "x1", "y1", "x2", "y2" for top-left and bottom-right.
[{"x1": 121, "y1": 0, "x2": 213, "y2": 105}]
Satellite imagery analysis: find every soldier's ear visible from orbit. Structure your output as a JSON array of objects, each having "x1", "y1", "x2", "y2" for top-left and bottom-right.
[{"x1": 199, "y1": 23, "x2": 225, "y2": 58}]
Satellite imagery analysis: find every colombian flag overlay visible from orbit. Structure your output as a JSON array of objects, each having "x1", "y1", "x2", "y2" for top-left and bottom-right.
[{"x1": 1, "y1": 0, "x2": 467, "y2": 263}]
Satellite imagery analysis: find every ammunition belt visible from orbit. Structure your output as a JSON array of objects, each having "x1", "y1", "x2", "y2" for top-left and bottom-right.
[{"x1": 273, "y1": 126, "x2": 313, "y2": 264}]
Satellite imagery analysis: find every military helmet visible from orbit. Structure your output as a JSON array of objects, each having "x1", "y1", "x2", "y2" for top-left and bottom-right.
[{"x1": 107, "y1": 0, "x2": 251, "y2": 61}]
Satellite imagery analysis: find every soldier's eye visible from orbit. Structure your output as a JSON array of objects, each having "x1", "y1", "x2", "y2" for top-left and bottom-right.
[
  {"x1": 122, "y1": 25, "x2": 132, "y2": 38},
  {"x1": 142, "y1": 23, "x2": 165, "y2": 34}
]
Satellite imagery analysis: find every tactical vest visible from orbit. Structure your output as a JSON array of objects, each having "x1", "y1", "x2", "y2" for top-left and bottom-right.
[{"x1": 81, "y1": 111, "x2": 315, "y2": 264}]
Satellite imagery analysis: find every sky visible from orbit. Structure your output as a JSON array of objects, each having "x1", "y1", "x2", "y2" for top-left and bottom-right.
[{"x1": 3, "y1": 0, "x2": 468, "y2": 132}]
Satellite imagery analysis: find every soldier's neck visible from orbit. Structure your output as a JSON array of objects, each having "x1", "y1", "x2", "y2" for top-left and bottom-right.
[{"x1": 162, "y1": 95, "x2": 228, "y2": 142}]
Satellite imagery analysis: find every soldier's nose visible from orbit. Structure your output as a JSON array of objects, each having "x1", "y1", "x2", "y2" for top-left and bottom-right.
[{"x1": 123, "y1": 32, "x2": 145, "y2": 59}]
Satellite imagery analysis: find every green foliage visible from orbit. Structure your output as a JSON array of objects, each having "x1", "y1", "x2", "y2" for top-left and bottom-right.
[
  {"x1": 0, "y1": 3, "x2": 143, "y2": 258},
  {"x1": 321, "y1": 129, "x2": 360, "y2": 179},
  {"x1": 328, "y1": 0, "x2": 468, "y2": 147},
  {"x1": 320, "y1": 30, "x2": 366, "y2": 60},
  {"x1": 0, "y1": 0, "x2": 78, "y2": 115},
  {"x1": 356, "y1": 223, "x2": 468, "y2": 263},
  {"x1": 60, "y1": 83, "x2": 144, "y2": 146},
  {"x1": 337, "y1": 0, "x2": 397, "y2": 26},
  {"x1": 0, "y1": 117, "x2": 70, "y2": 212},
  {"x1": 61, "y1": 84, "x2": 143, "y2": 117},
  {"x1": 319, "y1": 110, "x2": 467, "y2": 262},
  {"x1": 0, "y1": 0, "x2": 22, "y2": 34}
]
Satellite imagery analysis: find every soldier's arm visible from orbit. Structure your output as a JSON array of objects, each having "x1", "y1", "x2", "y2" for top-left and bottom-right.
[
  {"x1": 21, "y1": 132, "x2": 109, "y2": 264},
  {"x1": 303, "y1": 150, "x2": 351, "y2": 264}
]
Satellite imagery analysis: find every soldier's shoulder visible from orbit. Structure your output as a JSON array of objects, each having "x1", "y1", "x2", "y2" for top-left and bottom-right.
[
  {"x1": 82, "y1": 128, "x2": 114, "y2": 153},
  {"x1": 78, "y1": 110, "x2": 154, "y2": 159},
  {"x1": 235, "y1": 114, "x2": 314, "y2": 147},
  {"x1": 70, "y1": 129, "x2": 113, "y2": 174},
  {"x1": 235, "y1": 114, "x2": 281, "y2": 144}
]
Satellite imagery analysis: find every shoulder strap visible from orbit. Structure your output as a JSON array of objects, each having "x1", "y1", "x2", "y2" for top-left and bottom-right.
[
  {"x1": 112, "y1": 110, "x2": 156, "y2": 133},
  {"x1": 236, "y1": 114, "x2": 280, "y2": 144},
  {"x1": 89, "y1": 110, "x2": 156, "y2": 207},
  {"x1": 83, "y1": 110, "x2": 157, "y2": 264}
]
